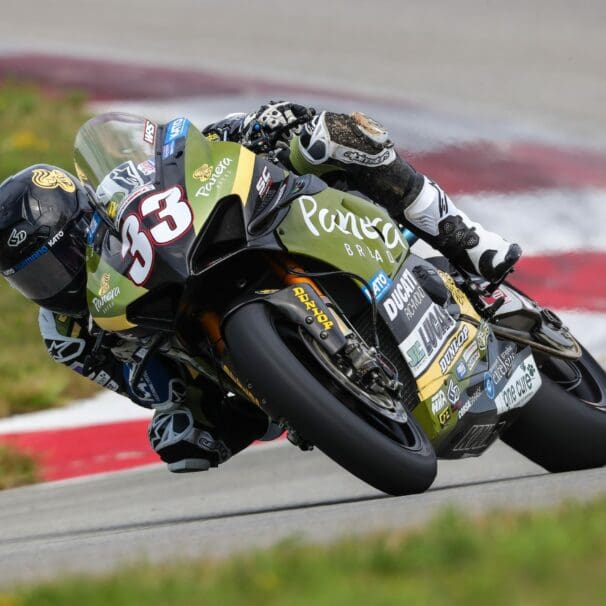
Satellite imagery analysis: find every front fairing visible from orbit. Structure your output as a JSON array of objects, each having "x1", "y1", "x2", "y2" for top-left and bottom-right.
[{"x1": 78, "y1": 113, "x2": 277, "y2": 332}]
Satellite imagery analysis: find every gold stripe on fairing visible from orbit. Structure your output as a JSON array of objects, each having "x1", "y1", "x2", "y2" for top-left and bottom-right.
[
  {"x1": 231, "y1": 146, "x2": 256, "y2": 206},
  {"x1": 93, "y1": 315, "x2": 137, "y2": 332}
]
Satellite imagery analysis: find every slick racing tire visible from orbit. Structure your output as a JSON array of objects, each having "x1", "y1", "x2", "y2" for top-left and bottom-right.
[
  {"x1": 501, "y1": 345, "x2": 606, "y2": 472},
  {"x1": 223, "y1": 302, "x2": 437, "y2": 496}
]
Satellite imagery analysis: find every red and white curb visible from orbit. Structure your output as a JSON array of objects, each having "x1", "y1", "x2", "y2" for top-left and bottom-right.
[{"x1": 0, "y1": 53, "x2": 604, "y2": 482}]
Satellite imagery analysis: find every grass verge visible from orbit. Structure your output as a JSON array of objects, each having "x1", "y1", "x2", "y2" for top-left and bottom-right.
[
  {"x1": 4, "y1": 496, "x2": 606, "y2": 605},
  {"x1": 0, "y1": 444, "x2": 38, "y2": 490},
  {"x1": 0, "y1": 82, "x2": 99, "y2": 416}
]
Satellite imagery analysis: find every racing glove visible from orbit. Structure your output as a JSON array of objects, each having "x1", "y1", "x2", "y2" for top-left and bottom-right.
[{"x1": 240, "y1": 101, "x2": 316, "y2": 152}]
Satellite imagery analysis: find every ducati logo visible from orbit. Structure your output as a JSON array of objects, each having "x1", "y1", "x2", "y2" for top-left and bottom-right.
[
  {"x1": 31, "y1": 168, "x2": 76, "y2": 193},
  {"x1": 8, "y1": 228, "x2": 26, "y2": 247}
]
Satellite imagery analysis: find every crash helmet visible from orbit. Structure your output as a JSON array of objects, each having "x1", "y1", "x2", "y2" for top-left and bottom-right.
[{"x1": 0, "y1": 164, "x2": 92, "y2": 316}]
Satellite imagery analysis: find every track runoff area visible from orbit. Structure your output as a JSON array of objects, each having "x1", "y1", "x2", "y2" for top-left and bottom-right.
[{"x1": 0, "y1": 53, "x2": 605, "y2": 482}]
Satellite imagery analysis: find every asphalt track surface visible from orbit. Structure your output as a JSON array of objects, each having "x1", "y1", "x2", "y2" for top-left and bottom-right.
[
  {"x1": 3, "y1": 441, "x2": 606, "y2": 586},
  {"x1": 1, "y1": 0, "x2": 606, "y2": 586}
]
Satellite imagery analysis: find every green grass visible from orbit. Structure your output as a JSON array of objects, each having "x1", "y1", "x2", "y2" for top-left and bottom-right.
[
  {"x1": 4, "y1": 497, "x2": 606, "y2": 605},
  {"x1": 0, "y1": 82, "x2": 99, "y2": 416},
  {"x1": 0, "y1": 444, "x2": 38, "y2": 490}
]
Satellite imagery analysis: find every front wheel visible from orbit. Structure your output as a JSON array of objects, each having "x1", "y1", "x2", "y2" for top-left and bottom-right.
[
  {"x1": 501, "y1": 346, "x2": 606, "y2": 472},
  {"x1": 223, "y1": 303, "x2": 437, "y2": 496}
]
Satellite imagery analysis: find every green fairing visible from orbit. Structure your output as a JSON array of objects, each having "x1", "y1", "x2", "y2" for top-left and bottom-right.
[
  {"x1": 183, "y1": 134, "x2": 247, "y2": 234},
  {"x1": 86, "y1": 249, "x2": 147, "y2": 322},
  {"x1": 278, "y1": 188, "x2": 409, "y2": 282}
]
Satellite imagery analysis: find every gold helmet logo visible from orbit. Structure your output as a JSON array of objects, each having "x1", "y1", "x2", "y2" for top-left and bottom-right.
[
  {"x1": 31, "y1": 168, "x2": 76, "y2": 193},
  {"x1": 193, "y1": 164, "x2": 213, "y2": 182},
  {"x1": 98, "y1": 273, "x2": 111, "y2": 297}
]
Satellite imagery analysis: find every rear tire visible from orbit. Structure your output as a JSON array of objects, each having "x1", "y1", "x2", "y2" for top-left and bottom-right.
[
  {"x1": 223, "y1": 303, "x2": 437, "y2": 496},
  {"x1": 501, "y1": 347, "x2": 606, "y2": 472}
]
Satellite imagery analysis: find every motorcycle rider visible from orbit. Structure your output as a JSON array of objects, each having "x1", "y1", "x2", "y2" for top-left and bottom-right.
[{"x1": 0, "y1": 102, "x2": 521, "y2": 473}]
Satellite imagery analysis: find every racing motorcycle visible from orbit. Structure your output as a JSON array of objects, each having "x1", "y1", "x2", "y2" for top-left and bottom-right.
[{"x1": 73, "y1": 112, "x2": 606, "y2": 496}]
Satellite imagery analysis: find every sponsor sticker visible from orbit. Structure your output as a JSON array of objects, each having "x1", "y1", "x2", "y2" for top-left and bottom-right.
[
  {"x1": 431, "y1": 390, "x2": 448, "y2": 414},
  {"x1": 463, "y1": 341, "x2": 480, "y2": 372},
  {"x1": 143, "y1": 120, "x2": 156, "y2": 145},
  {"x1": 194, "y1": 157, "x2": 234, "y2": 197},
  {"x1": 457, "y1": 399, "x2": 473, "y2": 419},
  {"x1": 92, "y1": 286, "x2": 121, "y2": 314},
  {"x1": 484, "y1": 372, "x2": 496, "y2": 400},
  {"x1": 477, "y1": 322, "x2": 490, "y2": 351},
  {"x1": 447, "y1": 379, "x2": 461, "y2": 405},
  {"x1": 438, "y1": 407, "x2": 452, "y2": 427},
  {"x1": 480, "y1": 288, "x2": 508, "y2": 307},
  {"x1": 137, "y1": 159, "x2": 156, "y2": 176},
  {"x1": 459, "y1": 386, "x2": 484, "y2": 419},
  {"x1": 438, "y1": 325, "x2": 471, "y2": 373},
  {"x1": 494, "y1": 355, "x2": 541, "y2": 414},
  {"x1": 398, "y1": 305, "x2": 457, "y2": 377},
  {"x1": 162, "y1": 141, "x2": 175, "y2": 159},
  {"x1": 362, "y1": 270, "x2": 393, "y2": 303},
  {"x1": 164, "y1": 117, "x2": 189, "y2": 144},
  {"x1": 255, "y1": 166, "x2": 273, "y2": 199},
  {"x1": 456, "y1": 360, "x2": 467, "y2": 379},
  {"x1": 297, "y1": 195, "x2": 406, "y2": 253},
  {"x1": 406, "y1": 341, "x2": 426, "y2": 370},
  {"x1": 109, "y1": 161, "x2": 144, "y2": 190},
  {"x1": 193, "y1": 164, "x2": 213, "y2": 182},
  {"x1": 98, "y1": 272, "x2": 111, "y2": 297},
  {"x1": 292, "y1": 286, "x2": 334, "y2": 331},
  {"x1": 382, "y1": 269, "x2": 424, "y2": 320},
  {"x1": 491, "y1": 343, "x2": 517, "y2": 385},
  {"x1": 116, "y1": 184, "x2": 156, "y2": 226},
  {"x1": 87, "y1": 213, "x2": 101, "y2": 245}
]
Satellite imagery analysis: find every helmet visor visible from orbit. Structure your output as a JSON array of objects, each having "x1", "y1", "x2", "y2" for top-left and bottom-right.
[{"x1": 1, "y1": 228, "x2": 85, "y2": 301}]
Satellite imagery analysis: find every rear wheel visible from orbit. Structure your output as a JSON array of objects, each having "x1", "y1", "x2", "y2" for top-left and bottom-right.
[
  {"x1": 223, "y1": 302, "x2": 437, "y2": 496},
  {"x1": 501, "y1": 346, "x2": 606, "y2": 472}
]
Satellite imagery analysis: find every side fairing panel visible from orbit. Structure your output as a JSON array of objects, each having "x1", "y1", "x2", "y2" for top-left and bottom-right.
[{"x1": 277, "y1": 188, "x2": 410, "y2": 283}]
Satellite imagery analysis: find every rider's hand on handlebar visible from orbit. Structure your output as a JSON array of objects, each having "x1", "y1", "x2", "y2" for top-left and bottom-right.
[{"x1": 241, "y1": 101, "x2": 316, "y2": 152}]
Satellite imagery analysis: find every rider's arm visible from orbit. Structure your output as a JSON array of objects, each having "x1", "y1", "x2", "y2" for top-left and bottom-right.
[
  {"x1": 38, "y1": 307, "x2": 126, "y2": 393},
  {"x1": 39, "y1": 308, "x2": 189, "y2": 411},
  {"x1": 203, "y1": 102, "x2": 316, "y2": 152}
]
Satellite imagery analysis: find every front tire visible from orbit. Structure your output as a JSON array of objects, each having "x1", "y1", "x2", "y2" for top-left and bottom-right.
[
  {"x1": 223, "y1": 303, "x2": 437, "y2": 496},
  {"x1": 501, "y1": 346, "x2": 606, "y2": 472}
]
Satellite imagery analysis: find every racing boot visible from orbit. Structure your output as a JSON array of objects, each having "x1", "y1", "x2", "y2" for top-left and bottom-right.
[
  {"x1": 290, "y1": 110, "x2": 521, "y2": 283},
  {"x1": 148, "y1": 396, "x2": 271, "y2": 473},
  {"x1": 402, "y1": 176, "x2": 522, "y2": 283}
]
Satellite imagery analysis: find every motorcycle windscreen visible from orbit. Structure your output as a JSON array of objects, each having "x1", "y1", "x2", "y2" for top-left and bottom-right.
[{"x1": 74, "y1": 113, "x2": 158, "y2": 221}]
